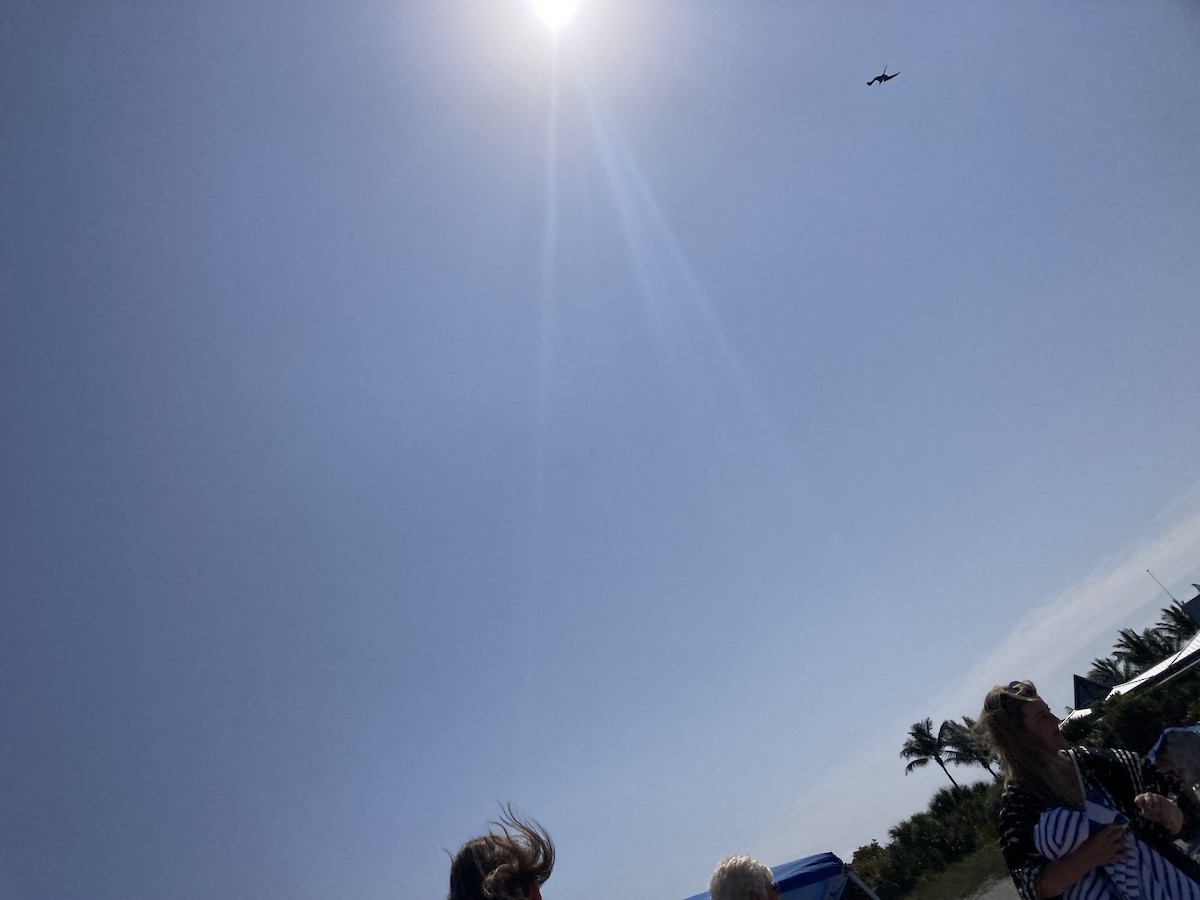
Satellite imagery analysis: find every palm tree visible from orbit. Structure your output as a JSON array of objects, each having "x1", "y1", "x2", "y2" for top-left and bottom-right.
[
  {"x1": 939, "y1": 716, "x2": 1000, "y2": 781},
  {"x1": 1088, "y1": 656, "x2": 1138, "y2": 687},
  {"x1": 927, "y1": 783, "x2": 973, "y2": 817},
  {"x1": 1155, "y1": 602, "x2": 1199, "y2": 651},
  {"x1": 901, "y1": 718, "x2": 959, "y2": 786},
  {"x1": 1113, "y1": 627, "x2": 1175, "y2": 671}
]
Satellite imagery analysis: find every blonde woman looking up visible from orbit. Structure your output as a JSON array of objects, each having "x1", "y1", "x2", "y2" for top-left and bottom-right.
[{"x1": 978, "y1": 680, "x2": 1200, "y2": 900}]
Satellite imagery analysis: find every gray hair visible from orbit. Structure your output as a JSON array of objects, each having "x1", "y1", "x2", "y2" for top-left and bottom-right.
[{"x1": 709, "y1": 855, "x2": 776, "y2": 900}]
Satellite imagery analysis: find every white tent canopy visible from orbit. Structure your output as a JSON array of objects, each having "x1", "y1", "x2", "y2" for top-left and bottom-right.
[{"x1": 1066, "y1": 629, "x2": 1200, "y2": 723}]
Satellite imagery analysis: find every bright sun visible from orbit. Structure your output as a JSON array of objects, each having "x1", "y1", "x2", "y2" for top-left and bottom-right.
[{"x1": 531, "y1": 0, "x2": 579, "y2": 28}]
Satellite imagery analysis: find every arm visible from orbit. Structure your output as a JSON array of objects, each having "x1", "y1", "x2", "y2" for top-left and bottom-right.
[
  {"x1": 999, "y1": 786, "x2": 1127, "y2": 900},
  {"x1": 1135, "y1": 791, "x2": 1184, "y2": 834},
  {"x1": 1033, "y1": 824, "x2": 1127, "y2": 899},
  {"x1": 1135, "y1": 752, "x2": 1186, "y2": 835},
  {"x1": 998, "y1": 788, "x2": 1053, "y2": 900}
]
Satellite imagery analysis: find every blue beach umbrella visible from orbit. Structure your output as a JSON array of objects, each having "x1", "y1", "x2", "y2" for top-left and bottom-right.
[{"x1": 684, "y1": 852, "x2": 882, "y2": 900}]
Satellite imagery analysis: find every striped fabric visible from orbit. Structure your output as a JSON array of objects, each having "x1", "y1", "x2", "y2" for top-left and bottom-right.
[{"x1": 1033, "y1": 802, "x2": 1200, "y2": 900}]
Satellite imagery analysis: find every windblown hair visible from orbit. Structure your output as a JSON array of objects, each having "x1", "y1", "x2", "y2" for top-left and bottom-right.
[
  {"x1": 977, "y1": 680, "x2": 1076, "y2": 803},
  {"x1": 448, "y1": 806, "x2": 554, "y2": 900},
  {"x1": 709, "y1": 855, "x2": 776, "y2": 900}
]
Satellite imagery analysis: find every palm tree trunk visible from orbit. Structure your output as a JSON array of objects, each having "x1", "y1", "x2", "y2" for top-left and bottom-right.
[
  {"x1": 979, "y1": 757, "x2": 999, "y2": 780},
  {"x1": 936, "y1": 759, "x2": 959, "y2": 787}
]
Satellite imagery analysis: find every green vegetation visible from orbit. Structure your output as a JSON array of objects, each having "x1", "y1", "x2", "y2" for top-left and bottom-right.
[
  {"x1": 899, "y1": 718, "x2": 961, "y2": 787},
  {"x1": 850, "y1": 781, "x2": 1003, "y2": 898},
  {"x1": 900, "y1": 844, "x2": 1008, "y2": 900},
  {"x1": 899, "y1": 717, "x2": 1001, "y2": 789},
  {"x1": 1062, "y1": 676, "x2": 1200, "y2": 753},
  {"x1": 1086, "y1": 601, "x2": 1199, "y2": 686},
  {"x1": 1067, "y1": 599, "x2": 1200, "y2": 754}
]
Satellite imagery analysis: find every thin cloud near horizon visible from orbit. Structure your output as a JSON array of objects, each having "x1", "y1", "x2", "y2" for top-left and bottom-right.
[
  {"x1": 937, "y1": 476, "x2": 1200, "y2": 718},
  {"x1": 759, "y1": 478, "x2": 1200, "y2": 863}
]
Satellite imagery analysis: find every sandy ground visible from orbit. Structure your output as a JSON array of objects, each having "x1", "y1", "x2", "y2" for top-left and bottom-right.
[{"x1": 963, "y1": 876, "x2": 1019, "y2": 900}]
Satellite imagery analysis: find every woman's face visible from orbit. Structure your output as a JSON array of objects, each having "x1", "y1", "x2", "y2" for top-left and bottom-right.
[{"x1": 1021, "y1": 696, "x2": 1068, "y2": 752}]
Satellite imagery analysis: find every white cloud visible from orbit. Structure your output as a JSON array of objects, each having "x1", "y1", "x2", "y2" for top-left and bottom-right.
[{"x1": 933, "y1": 478, "x2": 1200, "y2": 719}]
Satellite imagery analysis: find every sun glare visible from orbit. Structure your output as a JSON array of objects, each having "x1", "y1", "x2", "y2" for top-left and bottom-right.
[{"x1": 532, "y1": 0, "x2": 579, "y2": 29}]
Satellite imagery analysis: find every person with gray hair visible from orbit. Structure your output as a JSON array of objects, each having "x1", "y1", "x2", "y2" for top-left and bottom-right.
[{"x1": 708, "y1": 854, "x2": 779, "y2": 900}]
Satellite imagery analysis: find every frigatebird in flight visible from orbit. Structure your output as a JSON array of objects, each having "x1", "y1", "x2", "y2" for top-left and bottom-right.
[{"x1": 867, "y1": 66, "x2": 899, "y2": 86}]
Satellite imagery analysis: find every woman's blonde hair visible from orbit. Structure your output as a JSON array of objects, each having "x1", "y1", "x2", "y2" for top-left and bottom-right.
[{"x1": 976, "y1": 680, "x2": 1077, "y2": 802}]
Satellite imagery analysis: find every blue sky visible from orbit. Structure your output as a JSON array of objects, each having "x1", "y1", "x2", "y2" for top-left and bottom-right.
[{"x1": 3, "y1": 2, "x2": 1200, "y2": 899}]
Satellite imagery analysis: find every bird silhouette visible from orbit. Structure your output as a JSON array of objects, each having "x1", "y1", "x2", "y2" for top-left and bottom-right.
[{"x1": 867, "y1": 66, "x2": 899, "y2": 86}]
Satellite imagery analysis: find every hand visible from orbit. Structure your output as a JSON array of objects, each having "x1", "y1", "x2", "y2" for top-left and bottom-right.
[
  {"x1": 1136, "y1": 792, "x2": 1184, "y2": 834},
  {"x1": 1037, "y1": 824, "x2": 1128, "y2": 897},
  {"x1": 1078, "y1": 823, "x2": 1128, "y2": 869}
]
